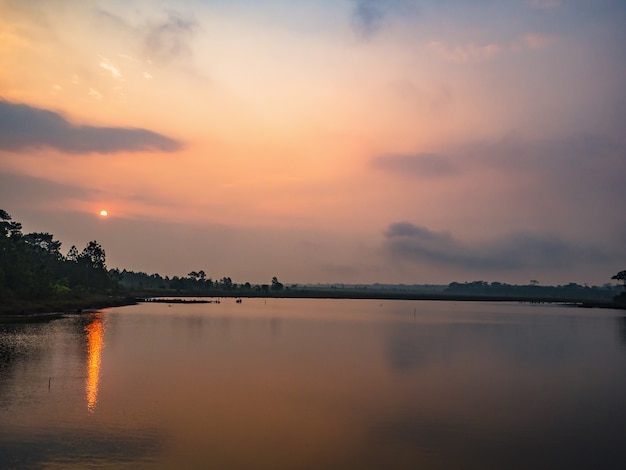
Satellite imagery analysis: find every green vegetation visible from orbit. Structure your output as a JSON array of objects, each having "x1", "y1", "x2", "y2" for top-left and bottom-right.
[
  {"x1": 0, "y1": 209, "x2": 123, "y2": 315},
  {"x1": 2, "y1": 208, "x2": 625, "y2": 314},
  {"x1": 115, "y1": 269, "x2": 285, "y2": 297}
]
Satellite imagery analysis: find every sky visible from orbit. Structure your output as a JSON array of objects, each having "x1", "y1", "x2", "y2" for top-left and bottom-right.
[{"x1": 1, "y1": 0, "x2": 625, "y2": 286}]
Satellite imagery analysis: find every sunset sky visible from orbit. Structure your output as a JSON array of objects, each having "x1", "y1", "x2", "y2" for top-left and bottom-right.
[{"x1": 1, "y1": 0, "x2": 625, "y2": 285}]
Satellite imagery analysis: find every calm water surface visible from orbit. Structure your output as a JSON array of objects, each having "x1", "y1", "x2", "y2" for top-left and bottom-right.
[{"x1": 1, "y1": 299, "x2": 625, "y2": 469}]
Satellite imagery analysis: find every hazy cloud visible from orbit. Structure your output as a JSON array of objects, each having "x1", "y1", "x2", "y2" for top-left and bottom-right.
[
  {"x1": 351, "y1": 0, "x2": 417, "y2": 37},
  {"x1": 320, "y1": 263, "x2": 360, "y2": 277},
  {"x1": 384, "y1": 222, "x2": 609, "y2": 271},
  {"x1": 88, "y1": 88, "x2": 103, "y2": 100},
  {"x1": 468, "y1": 135, "x2": 626, "y2": 204},
  {"x1": 510, "y1": 32, "x2": 556, "y2": 51},
  {"x1": 373, "y1": 134, "x2": 626, "y2": 207},
  {"x1": 372, "y1": 153, "x2": 456, "y2": 177},
  {"x1": 0, "y1": 171, "x2": 92, "y2": 205},
  {"x1": 0, "y1": 100, "x2": 182, "y2": 154},
  {"x1": 518, "y1": 32, "x2": 555, "y2": 49},
  {"x1": 527, "y1": 0, "x2": 562, "y2": 10},
  {"x1": 143, "y1": 12, "x2": 198, "y2": 64},
  {"x1": 352, "y1": 0, "x2": 386, "y2": 37},
  {"x1": 99, "y1": 57, "x2": 124, "y2": 80},
  {"x1": 428, "y1": 41, "x2": 502, "y2": 63},
  {"x1": 430, "y1": 32, "x2": 554, "y2": 63}
]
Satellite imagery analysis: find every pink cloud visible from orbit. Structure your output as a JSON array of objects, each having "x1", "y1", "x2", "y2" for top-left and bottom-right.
[
  {"x1": 428, "y1": 41, "x2": 502, "y2": 64},
  {"x1": 511, "y1": 33, "x2": 556, "y2": 51}
]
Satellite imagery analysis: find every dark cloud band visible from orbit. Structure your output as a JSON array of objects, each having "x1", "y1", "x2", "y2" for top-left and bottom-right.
[
  {"x1": 0, "y1": 100, "x2": 182, "y2": 154},
  {"x1": 384, "y1": 221, "x2": 610, "y2": 271}
]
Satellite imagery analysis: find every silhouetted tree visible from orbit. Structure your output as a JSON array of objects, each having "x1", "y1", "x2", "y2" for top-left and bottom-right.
[
  {"x1": 77, "y1": 241, "x2": 110, "y2": 291},
  {"x1": 1, "y1": 210, "x2": 115, "y2": 300},
  {"x1": 66, "y1": 245, "x2": 79, "y2": 262},
  {"x1": 80, "y1": 241, "x2": 106, "y2": 270},
  {"x1": 271, "y1": 276, "x2": 284, "y2": 291},
  {"x1": 23, "y1": 232, "x2": 62, "y2": 256},
  {"x1": 0, "y1": 209, "x2": 22, "y2": 238},
  {"x1": 612, "y1": 270, "x2": 626, "y2": 291},
  {"x1": 219, "y1": 277, "x2": 233, "y2": 290}
]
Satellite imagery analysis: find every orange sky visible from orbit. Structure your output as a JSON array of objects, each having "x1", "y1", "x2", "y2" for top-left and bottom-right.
[{"x1": 1, "y1": 0, "x2": 625, "y2": 285}]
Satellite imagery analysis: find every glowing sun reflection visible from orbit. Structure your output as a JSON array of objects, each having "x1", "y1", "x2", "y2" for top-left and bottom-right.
[{"x1": 85, "y1": 315, "x2": 105, "y2": 413}]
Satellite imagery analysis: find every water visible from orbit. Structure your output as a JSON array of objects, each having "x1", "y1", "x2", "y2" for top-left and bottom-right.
[{"x1": 1, "y1": 299, "x2": 625, "y2": 469}]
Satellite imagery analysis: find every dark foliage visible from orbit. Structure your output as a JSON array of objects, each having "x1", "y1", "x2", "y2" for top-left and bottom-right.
[
  {"x1": 0, "y1": 210, "x2": 117, "y2": 303},
  {"x1": 116, "y1": 269, "x2": 282, "y2": 296},
  {"x1": 612, "y1": 270, "x2": 626, "y2": 291},
  {"x1": 444, "y1": 280, "x2": 621, "y2": 300}
]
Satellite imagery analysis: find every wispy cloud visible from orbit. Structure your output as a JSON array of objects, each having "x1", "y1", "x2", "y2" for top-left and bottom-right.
[
  {"x1": 351, "y1": 0, "x2": 417, "y2": 38},
  {"x1": 521, "y1": 32, "x2": 555, "y2": 49},
  {"x1": 88, "y1": 88, "x2": 103, "y2": 100},
  {"x1": 143, "y1": 12, "x2": 198, "y2": 64},
  {"x1": 429, "y1": 32, "x2": 555, "y2": 64},
  {"x1": 352, "y1": 0, "x2": 387, "y2": 37},
  {"x1": 0, "y1": 171, "x2": 92, "y2": 206},
  {"x1": 428, "y1": 41, "x2": 502, "y2": 63},
  {"x1": 372, "y1": 134, "x2": 625, "y2": 195},
  {"x1": 383, "y1": 222, "x2": 609, "y2": 271},
  {"x1": 99, "y1": 57, "x2": 124, "y2": 80},
  {"x1": 511, "y1": 32, "x2": 556, "y2": 51},
  {"x1": 371, "y1": 153, "x2": 456, "y2": 177},
  {"x1": 0, "y1": 100, "x2": 182, "y2": 154}
]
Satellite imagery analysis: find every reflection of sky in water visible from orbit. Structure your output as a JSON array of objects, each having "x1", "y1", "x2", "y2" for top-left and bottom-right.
[
  {"x1": 380, "y1": 311, "x2": 626, "y2": 468},
  {"x1": 1, "y1": 300, "x2": 625, "y2": 469}
]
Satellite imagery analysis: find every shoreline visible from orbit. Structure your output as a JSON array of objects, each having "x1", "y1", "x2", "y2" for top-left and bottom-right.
[
  {"x1": 0, "y1": 295, "x2": 138, "y2": 322},
  {"x1": 1, "y1": 290, "x2": 623, "y2": 323},
  {"x1": 136, "y1": 290, "x2": 626, "y2": 310}
]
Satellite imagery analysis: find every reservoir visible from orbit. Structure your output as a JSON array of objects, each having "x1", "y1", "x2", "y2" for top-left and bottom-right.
[{"x1": 1, "y1": 299, "x2": 625, "y2": 469}]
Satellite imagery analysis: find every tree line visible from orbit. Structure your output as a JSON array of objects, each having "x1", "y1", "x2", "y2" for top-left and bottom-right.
[
  {"x1": 115, "y1": 269, "x2": 285, "y2": 294},
  {"x1": 0, "y1": 210, "x2": 115, "y2": 303},
  {"x1": 0, "y1": 209, "x2": 285, "y2": 304},
  {"x1": 444, "y1": 280, "x2": 622, "y2": 300},
  {"x1": 2, "y1": 209, "x2": 624, "y2": 306}
]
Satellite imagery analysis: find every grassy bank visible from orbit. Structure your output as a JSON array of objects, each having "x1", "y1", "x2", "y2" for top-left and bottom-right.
[
  {"x1": 132, "y1": 288, "x2": 626, "y2": 310},
  {"x1": 0, "y1": 293, "x2": 137, "y2": 318},
  {"x1": 3, "y1": 288, "x2": 623, "y2": 320}
]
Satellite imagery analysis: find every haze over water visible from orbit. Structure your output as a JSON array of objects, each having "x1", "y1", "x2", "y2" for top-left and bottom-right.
[{"x1": 1, "y1": 299, "x2": 625, "y2": 468}]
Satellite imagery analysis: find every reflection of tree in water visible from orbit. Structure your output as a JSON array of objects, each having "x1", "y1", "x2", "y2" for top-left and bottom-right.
[
  {"x1": 0, "y1": 315, "x2": 166, "y2": 468},
  {"x1": 0, "y1": 316, "x2": 106, "y2": 407},
  {"x1": 0, "y1": 324, "x2": 25, "y2": 372},
  {"x1": 0, "y1": 323, "x2": 48, "y2": 401}
]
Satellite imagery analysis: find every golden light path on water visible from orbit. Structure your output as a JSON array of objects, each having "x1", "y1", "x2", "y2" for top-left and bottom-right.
[{"x1": 85, "y1": 315, "x2": 104, "y2": 413}]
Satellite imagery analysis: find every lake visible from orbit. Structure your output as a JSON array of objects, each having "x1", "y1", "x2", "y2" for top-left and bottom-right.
[{"x1": 1, "y1": 299, "x2": 625, "y2": 469}]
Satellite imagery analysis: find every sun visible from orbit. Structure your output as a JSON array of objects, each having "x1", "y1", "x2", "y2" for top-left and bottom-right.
[{"x1": 99, "y1": 210, "x2": 108, "y2": 217}]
